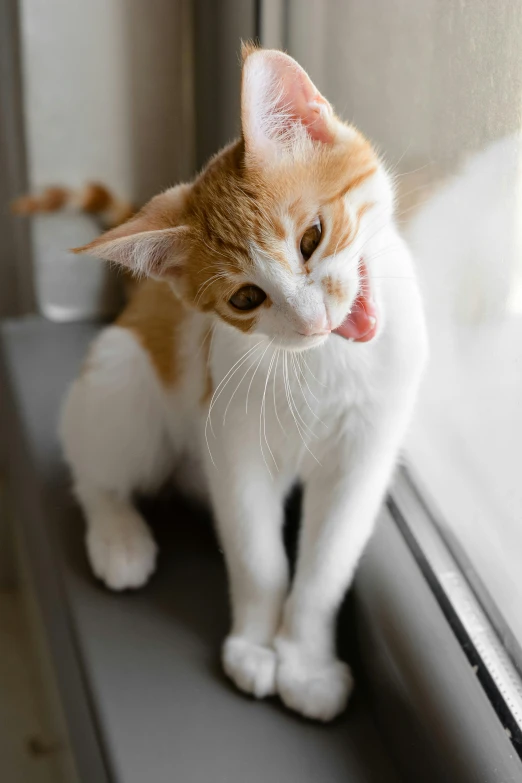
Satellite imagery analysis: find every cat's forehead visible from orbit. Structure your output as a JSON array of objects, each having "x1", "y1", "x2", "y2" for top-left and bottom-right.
[{"x1": 191, "y1": 134, "x2": 378, "y2": 243}]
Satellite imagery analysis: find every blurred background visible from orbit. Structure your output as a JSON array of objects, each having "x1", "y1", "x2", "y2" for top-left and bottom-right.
[{"x1": 1, "y1": 1, "x2": 522, "y2": 780}]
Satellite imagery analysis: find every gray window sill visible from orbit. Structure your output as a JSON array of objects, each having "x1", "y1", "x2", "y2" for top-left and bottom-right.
[{"x1": 1, "y1": 316, "x2": 521, "y2": 783}]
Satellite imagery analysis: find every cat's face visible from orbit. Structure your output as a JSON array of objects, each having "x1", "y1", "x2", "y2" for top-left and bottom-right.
[{"x1": 77, "y1": 46, "x2": 393, "y2": 350}]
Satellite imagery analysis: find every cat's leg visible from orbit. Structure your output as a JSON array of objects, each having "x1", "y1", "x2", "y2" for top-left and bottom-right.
[
  {"x1": 75, "y1": 486, "x2": 159, "y2": 591},
  {"x1": 207, "y1": 461, "x2": 288, "y2": 699},
  {"x1": 275, "y1": 401, "x2": 416, "y2": 721},
  {"x1": 60, "y1": 327, "x2": 172, "y2": 590}
]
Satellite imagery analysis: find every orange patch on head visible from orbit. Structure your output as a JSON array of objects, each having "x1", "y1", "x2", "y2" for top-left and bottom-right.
[
  {"x1": 335, "y1": 167, "x2": 377, "y2": 200},
  {"x1": 357, "y1": 202, "x2": 374, "y2": 220},
  {"x1": 325, "y1": 137, "x2": 378, "y2": 203},
  {"x1": 218, "y1": 310, "x2": 257, "y2": 333},
  {"x1": 255, "y1": 241, "x2": 292, "y2": 273},
  {"x1": 322, "y1": 200, "x2": 353, "y2": 258},
  {"x1": 322, "y1": 275, "x2": 346, "y2": 302},
  {"x1": 272, "y1": 218, "x2": 287, "y2": 241},
  {"x1": 72, "y1": 50, "x2": 385, "y2": 345},
  {"x1": 321, "y1": 199, "x2": 376, "y2": 260}
]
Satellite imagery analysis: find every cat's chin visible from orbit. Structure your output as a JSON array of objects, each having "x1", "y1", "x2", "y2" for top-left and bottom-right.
[{"x1": 276, "y1": 334, "x2": 331, "y2": 352}]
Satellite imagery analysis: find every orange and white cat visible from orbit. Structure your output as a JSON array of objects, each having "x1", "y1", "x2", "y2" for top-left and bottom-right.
[{"x1": 60, "y1": 46, "x2": 427, "y2": 721}]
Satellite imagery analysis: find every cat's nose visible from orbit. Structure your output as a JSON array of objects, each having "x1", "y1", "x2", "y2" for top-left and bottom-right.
[{"x1": 299, "y1": 312, "x2": 331, "y2": 337}]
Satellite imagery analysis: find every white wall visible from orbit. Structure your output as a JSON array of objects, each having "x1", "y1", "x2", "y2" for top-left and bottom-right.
[
  {"x1": 289, "y1": 0, "x2": 522, "y2": 175},
  {"x1": 19, "y1": 0, "x2": 194, "y2": 319},
  {"x1": 287, "y1": 1, "x2": 522, "y2": 653}
]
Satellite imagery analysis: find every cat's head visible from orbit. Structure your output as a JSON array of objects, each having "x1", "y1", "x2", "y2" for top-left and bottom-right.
[{"x1": 75, "y1": 45, "x2": 393, "y2": 350}]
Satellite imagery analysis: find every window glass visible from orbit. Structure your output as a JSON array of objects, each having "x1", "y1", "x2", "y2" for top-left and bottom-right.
[{"x1": 287, "y1": 0, "x2": 522, "y2": 657}]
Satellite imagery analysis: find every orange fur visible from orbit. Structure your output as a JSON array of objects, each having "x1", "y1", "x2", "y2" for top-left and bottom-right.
[
  {"x1": 79, "y1": 183, "x2": 113, "y2": 212},
  {"x1": 71, "y1": 47, "x2": 382, "y2": 386},
  {"x1": 322, "y1": 275, "x2": 346, "y2": 302},
  {"x1": 200, "y1": 328, "x2": 214, "y2": 405},
  {"x1": 241, "y1": 40, "x2": 259, "y2": 62},
  {"x1": 12, "y1": 182, "x2": 139, "y2": 302},
  {"x1": 12, "y1": 181, "x2": 135, "y2": 229},
  {"x1": 116, "y1": 279, "x2": 186, "y2": 385},
  {"x1": 12, "y1": 185, "x2": 70, "y2": 214},
  {"x1": 58, "y1": 47, "x2": 429, "y2": 726}
]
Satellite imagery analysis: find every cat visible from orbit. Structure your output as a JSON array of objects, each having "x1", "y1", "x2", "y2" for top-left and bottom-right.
[{"x1": 59, "y1": 44, "x2": 427, "y2": 722}]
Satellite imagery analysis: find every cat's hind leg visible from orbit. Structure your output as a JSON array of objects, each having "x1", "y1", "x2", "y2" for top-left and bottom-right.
[{"x1": 60, "y1": 326, "x2": 173, "y2": 590}]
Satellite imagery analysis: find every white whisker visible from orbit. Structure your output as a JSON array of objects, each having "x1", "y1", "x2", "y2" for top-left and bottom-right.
[
  {"x1": 300, "y1": 352, "x2": 326, "y2": 387},
  {"x1": 205, "y1": 340, "x2": 264, "y2": 463},
  {"x1": 283, "y1": 352, "x2": 321, "y2": 465},
  {"x1": 195, "y1": 323, "x2": 214, "y2": 359},
  {"x1": 194, "y1": 272, "x2": 229, "y2": 306},
  {"x1": 286, "y1": 354, "x2": 318, "y2": 439},
  {"x1": 296, "y1": 354, "x2": 321, "y2": 403},
  {"x1": 291, "y1": 353, "x2": 327, "y2": 428},
  {"x1": 246, "y1": 338, "x2": 274, "y2": 414},
  {"x1": 272, "y1": 349, "x2": 286, "y2": 434},
  {"x1": 198, "y1": 236, "x2": 238, "y2": 265},
  {"x1": 260, "y1": 349, "x2": 278, "y2": 475},
  {"x1": 353, "y1": 219, "x2": 388, "y2": 258},
  {"x1": 388, "y1": 141, "x2": 412, "y2": 173},
  {"x1": 223, "y1": 353, "x2": 259, "y2": 425}
]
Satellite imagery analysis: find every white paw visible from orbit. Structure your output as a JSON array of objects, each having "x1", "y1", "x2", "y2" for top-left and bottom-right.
[
  {"x1": 86, "y1": 513, "x2": 158, "y2": 591},
  {"x1": 222, "y1": 636, "x2": 277, "y2": 699},
  {"x1": 276, "y1": 646, "x2": 353, "y2": 721}
]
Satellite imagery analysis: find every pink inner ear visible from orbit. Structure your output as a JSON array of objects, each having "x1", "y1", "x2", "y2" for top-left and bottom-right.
[
  {"x1": 242, "y1": 50, "x2": 335, "y2": 156},
  {"x1": 277, "y1": 60, "x2": 334, "y2": 144}
]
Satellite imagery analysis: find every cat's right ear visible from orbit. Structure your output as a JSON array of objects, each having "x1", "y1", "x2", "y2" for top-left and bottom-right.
[{"x1": 72, "y1": 185, "x2": 191, "y2": 282}]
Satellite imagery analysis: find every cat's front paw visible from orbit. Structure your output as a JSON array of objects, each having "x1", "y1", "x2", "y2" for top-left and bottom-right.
[
  {"x1": 275, "y1": 642, "x2": 353, "y2": 721},
  {"x1": 86, "y1": 513, "x2": 158, "y2": 591},
  {"x1": 222, "y1": 636, "x2": 277, "y2": 699}
]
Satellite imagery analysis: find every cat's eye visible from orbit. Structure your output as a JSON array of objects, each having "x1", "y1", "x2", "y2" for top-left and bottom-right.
[
  {"x1": 229, "y1": 285, "x2": 267, "y2": 311},
  {"x1": 300, "y1": 218, "x2": 322, "y2": 261}
]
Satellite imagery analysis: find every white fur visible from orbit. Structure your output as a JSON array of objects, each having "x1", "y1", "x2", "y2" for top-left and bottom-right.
[
  {"x1": 61, "y1": 209, "x2": 426, "y2": 722},
  {"x1": 61, "y1": 52, "x2": 427, "y2": 722}
]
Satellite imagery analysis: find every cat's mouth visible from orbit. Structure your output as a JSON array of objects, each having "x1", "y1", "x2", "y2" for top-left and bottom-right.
[{"x1": 333, "y1": 259, "x2": 377, "y2": 343}]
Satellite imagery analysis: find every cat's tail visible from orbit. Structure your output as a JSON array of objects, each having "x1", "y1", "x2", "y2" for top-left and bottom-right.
[
  {"x1": 11, "y1": 182, "x2": 135, "y2": 229},
  {"x1": 12, "y1": 183, "x2": 139, "y2": 299}
]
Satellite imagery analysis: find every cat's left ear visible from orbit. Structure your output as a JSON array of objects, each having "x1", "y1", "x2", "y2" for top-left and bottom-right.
[{"x1": 241, "y1": 44, "x2": 336, "y2": 164}]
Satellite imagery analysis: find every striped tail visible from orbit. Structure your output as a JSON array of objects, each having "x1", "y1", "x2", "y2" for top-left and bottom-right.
[
  {"x1": 11, "y1": 182, "x2": 135, "y2": 229},
  {"x1": 12, "y1": 182, "x2": 138, "y2": 299}
]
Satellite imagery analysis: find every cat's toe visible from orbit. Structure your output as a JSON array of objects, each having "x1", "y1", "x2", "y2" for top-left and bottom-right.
[
  {"x1": 222, "y1": 636, "x2": 277, "y2": 699},
  {"x1": 86, "y1": 520, "x2": 158, "y2": 591},
  {"x1": 276, "y1": 646, "x2": 353, "y2": 721}
]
